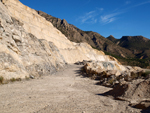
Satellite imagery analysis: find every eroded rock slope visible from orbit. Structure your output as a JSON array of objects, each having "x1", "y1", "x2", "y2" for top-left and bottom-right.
[
  {"x1": 0, "y1": 1, "x2": 66, "y2": 80},
  {"x1": 1, "y1": 0, "x2": 109, "y2": 64}
]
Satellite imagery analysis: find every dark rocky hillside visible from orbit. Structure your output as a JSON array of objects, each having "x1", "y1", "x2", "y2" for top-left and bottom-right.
[
  {"x1": 107, "y1": 36, "x2": 150, "y2": 59},
  {"x1": 118, "y1": 36, "x2": 150, "y2": 51},
  {"x1": 106, "y1": 35, "x2": 117, "y2": 43},
  {"x1": 37, "y1": 11, "x2": 150, "y2": 68}
]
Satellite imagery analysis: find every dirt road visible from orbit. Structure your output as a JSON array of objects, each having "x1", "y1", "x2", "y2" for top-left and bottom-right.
[{"x1": 0, "y1": 64, "x2": 141, "y2": 113}]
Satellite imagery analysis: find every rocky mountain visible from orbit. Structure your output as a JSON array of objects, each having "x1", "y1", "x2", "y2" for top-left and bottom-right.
[
  {"x1": 118, "y1": 36, "x2": 150, "y2": 50},
  {"x1": 106, "y1": 35, "x2": 117, "y2": 42},
  {"x1": 107, "y1": 36, "x2": 150, "y2": 59}
]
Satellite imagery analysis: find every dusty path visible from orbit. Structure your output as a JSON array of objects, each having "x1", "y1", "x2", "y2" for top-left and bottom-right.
[{"x1": 0, "y1": 64, "x2": 141, "y2": 113}]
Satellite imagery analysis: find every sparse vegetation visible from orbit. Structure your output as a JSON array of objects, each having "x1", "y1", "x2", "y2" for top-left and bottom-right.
[
  {"x1": 0, "y1": 76, "x2": 28, "y2": 85},
  {"x1": 10, "y1": 78, "x2": 16, "y2": 82},
  {"x1": 104, "y1": 51, "x2": 150, "y2": 68},
  {"x1": 16, "y1": 78, "x2": 22, "y2": 81},
  {"x1": 9, "y1": 78, "x2": 21, "y2": 82},
  {"x1": 0, "y1": 76, "x2": 4, "y2": 84},
  {"x1": 108, "y1": 79, "x2": 115, "y2": 85}
]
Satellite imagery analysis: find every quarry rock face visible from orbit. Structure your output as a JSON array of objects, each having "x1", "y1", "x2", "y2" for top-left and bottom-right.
[
  {"x1": 0, "y1": 1, "x2": 66, "y2": 80},
  {"x1": 1, "y1": 0, "x2": 118, "y2": 64},
  {"x1": 0, "y1": 0, "x2": 133, "y2": 80}
]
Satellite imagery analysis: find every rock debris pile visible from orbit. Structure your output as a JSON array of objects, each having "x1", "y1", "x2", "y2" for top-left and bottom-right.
[{"x1": 80, "y1": 60, "x2": 150, "y2": 110}]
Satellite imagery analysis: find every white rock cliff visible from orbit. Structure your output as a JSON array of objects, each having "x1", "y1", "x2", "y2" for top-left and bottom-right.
[
  {"x1": 0, "y1": 0, "x2": 126, "y2": 80},
  {"x1": 1, "y1": 0, "x2": 116, "y2": 63}
]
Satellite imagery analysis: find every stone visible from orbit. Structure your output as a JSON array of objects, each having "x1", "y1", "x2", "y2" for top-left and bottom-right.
[
  {"x1": 133, "y1": 66, "x2": 143, "y2": 72},
  {"x1": 12, "y1": 35, "x2": 22, "y2": 42},
  {"x1": 106, "y1": 70, "x2": 117, "y2": 76},
  {"x1": 29, "y1": 75, "x2": 34, "y2": 79}
]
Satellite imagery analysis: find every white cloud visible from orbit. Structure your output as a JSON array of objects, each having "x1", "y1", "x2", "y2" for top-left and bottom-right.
[
  {"x1": 100, "y1": 12, "x2": 122, "y2": 24},
  {"x1": 80, "y1": 11, "x2": 97, "y2": 24},
  {"x1": 99, "y1": 0, "x2": 150, "y2": 24},
  {"x1": 77, "y1": 1, "x2": 150, "y2": 25},
  {"x1": 124, "y1": 1, "x2": 150, "y2": 10},
  {"x1": 78, "y1": 8, "x2": 122, "y2": 25},
  {"x1": 78, "y1": 8, "x2": 104, "y2": 24},
  {"x1": 133, "y1": 1, "x2": 150, "y2": 7}
]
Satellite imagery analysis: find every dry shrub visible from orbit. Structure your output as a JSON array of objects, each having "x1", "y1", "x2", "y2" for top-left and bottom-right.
[
  {"x1": 10, "y1": 78, "x2": 16, "y2": 82},
  {"x1": 0, "y1": 76, "x2": 4, "y2": 84}
]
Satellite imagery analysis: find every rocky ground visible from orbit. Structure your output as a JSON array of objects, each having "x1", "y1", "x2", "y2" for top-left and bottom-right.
[{"x1": 0, "y1": 64, "x2": 148, "y2": 113}]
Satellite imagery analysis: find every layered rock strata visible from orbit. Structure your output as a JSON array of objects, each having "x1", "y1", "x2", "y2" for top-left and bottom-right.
[
  {"x1": 1, "y1": 0, "x2": 118, "y2": 64},
  {"x1": 0, "y1": 1, "x2": 66, "y2": 80}
]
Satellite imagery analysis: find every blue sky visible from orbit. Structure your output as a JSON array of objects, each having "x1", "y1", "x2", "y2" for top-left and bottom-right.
[{"x1": 20, "y1": 0, "x2": 150, "y2": 39}]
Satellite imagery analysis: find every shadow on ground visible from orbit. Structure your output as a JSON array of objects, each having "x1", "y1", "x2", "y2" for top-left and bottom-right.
[
  {"x1": 73, "y1": 65, "x2": 88, "y2": 78},
  {"x1": 96, "y1": 89, "x2": 150, "y2": 113}
]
